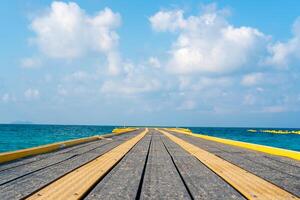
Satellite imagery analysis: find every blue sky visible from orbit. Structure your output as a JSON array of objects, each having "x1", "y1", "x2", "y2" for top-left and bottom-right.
[{"x1": 0, "y1": 1, "x2": 300, "y2": 127}]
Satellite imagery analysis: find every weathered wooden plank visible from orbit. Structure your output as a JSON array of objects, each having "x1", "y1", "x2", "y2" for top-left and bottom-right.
[
  {"x1": 0, "y1": 131, "x2": 138, "y2": 172},
  {"x1": 0, "y1": 130, "x2": 140, "y2": 186},
  {"x1": 0, "y1": 141, "x2": 98, "y2": 172},
  {"x1": 160, "y1": 129, "x2": 298, "y2": 200},
  {"x1": 160, "y1": 134, "x2": 245, "y2": 200},
  {"x1": 0, "y1": 130, "x2": 142, "y2": 200},
  {"x1": 140, "y1": 130, "x2": 191, "y2": 200},
  {"x1": 0, "y1": 141, "x2": 105, "y2": 185},
  {"x1": 168, "y1": 128, "x2": 300, "y2": 161},
  {"x1": 169, "y1": 130, "x2": 300, "y2": 197},
  {"x1": 85, "y1": 130, "x2": 152, "y2": 199},
  {"x1": 25, "y1": 129, "x2": 148, "y2": 200},
  {"x1": 1, "y1": 128, "x2": 298, "y2": 200}
]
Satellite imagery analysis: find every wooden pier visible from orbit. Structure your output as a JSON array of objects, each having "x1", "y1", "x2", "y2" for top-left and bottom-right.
[{"x1": 0, "y1": 128, "x2": 299, "y2": 200}]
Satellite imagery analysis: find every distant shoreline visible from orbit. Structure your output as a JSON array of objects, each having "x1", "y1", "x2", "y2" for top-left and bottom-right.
[{"x1": 1, "y1": 123, "x2": 299, "y2": 129}]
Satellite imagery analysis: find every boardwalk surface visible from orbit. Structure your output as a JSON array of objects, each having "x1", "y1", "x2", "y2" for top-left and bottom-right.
[
  {"x1": 0, "y1": 128, "x2": 299, "y2": 200},
  {"x1": 168, "y1": 130, "x2": 300, "y2": 197}
]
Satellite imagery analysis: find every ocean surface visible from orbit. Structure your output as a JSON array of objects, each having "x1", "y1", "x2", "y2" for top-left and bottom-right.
[
  {"x1": 188, "y1": 127, "x2": 300, "y2": 152},
  {"x1": 0, "y1": 124, "x2": 116, "y2": 153},
  {"x1": 0, "y1": 124, "x2": 299, "y2": 153}
]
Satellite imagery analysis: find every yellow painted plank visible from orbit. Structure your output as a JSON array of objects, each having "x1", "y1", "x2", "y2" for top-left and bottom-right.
[
  {"x1": 112, "y1": 127, "x2": 138, "y2": 134},
  {"x1": 158, "y1": 129, "x2": 299, "y2": 200},
  {"x1": 0, "y1": 128, "x2": 138, "y2": 164},
  {"x1": 26, "y1": 128, "x2": 148, "y2": 200},
  {"x1": 0, "y1": 136, "x2": 101, "y2": 164},
  {"x1": 168, "y1": 128, "x2": 300, "y2": 161}
]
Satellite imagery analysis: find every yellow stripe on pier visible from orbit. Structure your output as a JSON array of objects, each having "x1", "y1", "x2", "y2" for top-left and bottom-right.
[
  {"x1": 158, "y1": 129, "x2": 298, "y2": 200},
  {"x1": 26, "y1": 128, "x2": 148, "y2": 200},
  {"x1": 0, "y1": 136, "x2": 103, "y2": 164},
  {"x1": 168, "y1": 128, "x2": 300, "y2": 161},
  {"x1": 0, "y1": 128, "x2": 137, "y2": 164}
]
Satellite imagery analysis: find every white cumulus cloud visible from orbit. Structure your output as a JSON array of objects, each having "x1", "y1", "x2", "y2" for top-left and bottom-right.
[
  {"x1": 30, "y1": 1, "x2": 121, "y2": 74},
  {"x1": 265, "y1": 17, "x2": 300, "y2": 67},
  {"x1": 18, "y1": 2, "x2": 300, "y2": 117},
  {"x1": 149, "y1": 10, "x2": 185, "y2": 32},
  {"x1": 150, "y1": 6, "x2": 268, "y2": 75}
]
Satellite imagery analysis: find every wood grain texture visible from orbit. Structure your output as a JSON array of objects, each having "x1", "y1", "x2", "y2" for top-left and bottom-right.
[
  {"x1": 158, "y1": 129, "x2": 299, "y2": 200},
  {"x1": 26, "y1": 128, "x2": 148, "y2": 200}
]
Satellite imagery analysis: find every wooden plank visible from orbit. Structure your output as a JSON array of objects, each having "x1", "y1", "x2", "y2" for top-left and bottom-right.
[
  {"x1": 0, "y1": 140, "x2": 101, "y2": 172},
  {"x1": 0, "y1": 140, "x2": 109, "y2": 186},
  {"x1": 0, "y1": 130, "x2": 141, "y2": 186},
  {"x1": 0, "y1": 130, "x2": 141, "y2": 200},
  {"x1": 25, "y1": 128, "x2": 148, "y2": 200},
  {"x1": 0, "y1": 136, "x2": 103, "y2": 164},
  {"x1": 169, "y1": 130, "x2": 300, "y2": 197},
  {"x1": 168, "y1": 128, "x2": 300, "y2": 161},
  {"x1": 85, "y1": 131, "x2": 152, "y2": 199},
  {"x1": 158, "y1": 129, "x2": 299, "y2": 200},
  {"x1": 140, "y1": 130, "x2": 191, "y2": 200},
  {"x1": 159, "y1": 134, "x2": 244, "y2": 200},
  {"x1": 0, "y1": 128, "x2": 137, "y2": 164}
]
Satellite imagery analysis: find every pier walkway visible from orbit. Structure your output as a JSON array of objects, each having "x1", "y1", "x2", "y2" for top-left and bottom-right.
[{"x1": 0, "y1": 128, "x2": 299, "y2": 200}]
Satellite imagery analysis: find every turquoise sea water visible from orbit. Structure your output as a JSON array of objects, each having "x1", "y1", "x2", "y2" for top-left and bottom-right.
[
  {"x1": 187, "y1": 127, "x2": 300, "y2": 152},
  {"x1": 0, "y1": 124, "x2": 116, "y2": 153},
  {"x1": 0, "y1": 125, "x2": 299, "y2": 153}
]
